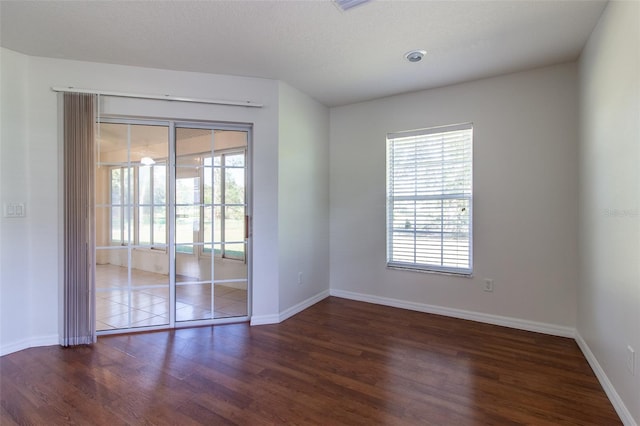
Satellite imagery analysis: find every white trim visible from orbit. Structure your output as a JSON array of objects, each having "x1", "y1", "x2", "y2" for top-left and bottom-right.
[
  {"x1": 329, "y1": 289, "x2": 575, "y2": 338},
  {"x1": 279, "y1": 290, "x2": 330, "y2": 323},
  {"x1": 1, "y1": 334, "x2": 59, "y2": 357},
  {"x1": 250, "y1": 314, "x2": 280, "y2": 326},
  {"x1": 51, "y1": 86, "x2": 263, "y2": 108},
  {"x1": 575, "y1": 332, "x2": 637, "y2": 426},
  {"x1": 388, "y1": 122, "x2": 473, "y2": 140},
  {"x1": 250, "y1": 289, "x2": 330, "y2": 326}
]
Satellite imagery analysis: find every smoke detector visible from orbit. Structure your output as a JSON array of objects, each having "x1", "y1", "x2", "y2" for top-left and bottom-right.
[{"x1": 404, "y1": 50, "x2": 427, "y2": 63}]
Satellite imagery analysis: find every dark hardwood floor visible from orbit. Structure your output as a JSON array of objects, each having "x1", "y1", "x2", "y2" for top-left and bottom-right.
[{"x1": 1, "y1": 297, "x2": 621, "y2": 425}]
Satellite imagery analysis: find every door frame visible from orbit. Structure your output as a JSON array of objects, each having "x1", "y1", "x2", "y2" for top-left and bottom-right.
[{"x1": 95, "y1": 117, "x2": 252, "y2": 334}]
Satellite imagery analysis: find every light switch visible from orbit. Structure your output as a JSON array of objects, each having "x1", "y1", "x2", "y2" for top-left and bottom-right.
[{"x1": 3, "y1": 203, "x2": 26, "y2": 218}]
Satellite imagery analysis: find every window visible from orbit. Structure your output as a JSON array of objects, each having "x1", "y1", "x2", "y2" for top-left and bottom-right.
[
  {"x1": 386, "y1": 123, "x2": 473, "y2": 275},
  {"x1": 211, "y1": 151, "x2": 246, "y2": 261},
  {"x1": 110, "y1": 167, "x2": 130, "y2": 244},
  {"x1": 174, "y1": 149, "x2": 246, "y2": 258},
  {"x1": 175, "y1": 168, "x2": 199, "y2": 254},
  {"x1": 109, "y1": 163, "x2": 167, "y2": 248},
  {"x1": 138, "y1": 163, "x2": 167, "y2": 247}
]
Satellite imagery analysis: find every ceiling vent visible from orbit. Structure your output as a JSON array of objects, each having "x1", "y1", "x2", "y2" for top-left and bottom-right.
[{"x1": 334, "y1": 0, "x2": 371, "y2": 12}]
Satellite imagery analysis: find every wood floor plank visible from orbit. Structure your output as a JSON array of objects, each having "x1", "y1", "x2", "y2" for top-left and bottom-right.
[{"x1": 0, "y1": 297, "x2": 622, "y2": 425}]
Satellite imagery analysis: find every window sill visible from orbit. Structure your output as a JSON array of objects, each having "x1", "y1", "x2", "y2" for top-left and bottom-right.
[
  {"x1": 133, "y1": 247, "x2": 168, "y2": 254},
  {"x1": 386, "y1": 265, "x2": 473, "y2": 278}
]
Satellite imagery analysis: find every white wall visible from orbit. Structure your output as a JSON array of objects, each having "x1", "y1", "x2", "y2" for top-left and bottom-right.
[
  {"x1": 578, "y1": 1, "x2": 640, "y2": 423},
  {"x1": 330, "y1": 63, "x2": 579, "y2": 329},
  {"x1": 0, "y1": 48, "x2": 37, "y2": 353},
  {"x1": 277, "y1": 82, "x2": 330, "y2": 314},
  {"x1": 0, "y1": 48, "x2": 290, "y2": 353}
]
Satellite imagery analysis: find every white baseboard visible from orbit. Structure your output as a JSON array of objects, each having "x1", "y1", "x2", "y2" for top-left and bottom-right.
[
  {"x1": 575, "y1": 332, "x2": 637, "y2": 426},
  {"x1": 279, "y1": 289, "x2": 330, "y2": 323},
  {"x1": 329, "y1": 289, "x2": 575, "y2": 338},
  {"x1": 250, "y1": 289, "x2": 330, "y2": 326},
  {"x1": 0, "y1": 334, "x2": 59, "y2": 357},
  {"x1": 250, "y1": 314, "x2": 280, "y2": 326}
]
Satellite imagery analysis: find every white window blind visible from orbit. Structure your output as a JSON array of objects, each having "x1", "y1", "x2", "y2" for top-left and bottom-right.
[{"x1": 386, "y1": 123, "x2": 473, "y2": 275}]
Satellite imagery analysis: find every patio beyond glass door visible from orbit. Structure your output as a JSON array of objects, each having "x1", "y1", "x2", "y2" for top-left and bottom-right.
[{"x1": 95, "y1": 121, "x2": 249, "y2": 332}]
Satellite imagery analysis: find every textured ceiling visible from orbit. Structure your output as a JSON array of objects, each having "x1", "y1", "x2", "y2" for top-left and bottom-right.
[{"x1": 0, "y1": 0, "x2": 607, "y2": 107}]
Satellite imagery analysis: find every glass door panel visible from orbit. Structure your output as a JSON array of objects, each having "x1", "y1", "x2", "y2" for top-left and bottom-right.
[
  {"x1": 95, "y1": 122, "x2": 170, "y2": 331},
  {"x1": 175, "y1": 128, "x2": 211, "y2": 322},
  {"x1": 175, "y1": 127, "x2": 248, "y2": 322}
]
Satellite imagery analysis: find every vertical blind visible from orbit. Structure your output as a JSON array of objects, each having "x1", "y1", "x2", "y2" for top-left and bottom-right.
[
  {"x1": 62, "y1": 93, "x2": 97, "y2": 346},
  {"x1": 386, "y1": 123, "x2": 473, "y2": 275}
]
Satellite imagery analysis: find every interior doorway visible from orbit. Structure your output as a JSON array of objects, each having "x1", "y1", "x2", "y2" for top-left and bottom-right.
[{"x1": 94, "y1": 119, "x2": 251, "y2": 332}]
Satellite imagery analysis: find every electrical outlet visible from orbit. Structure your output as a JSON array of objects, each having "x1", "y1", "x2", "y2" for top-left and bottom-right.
[
  {"x1": 298, "y1": 272, "x2": 303, "y2": 285},
  {"x1": 483, "y1": 279, "x2": 494, "y2": 292},
  {"x1": 627, "y1": 345, "x2": 636, "y2": 375}
]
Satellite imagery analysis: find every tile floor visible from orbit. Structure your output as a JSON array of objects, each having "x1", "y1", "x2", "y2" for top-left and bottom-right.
[{"x1": 96, "y1": 264, "x2": 248, "y2": 331}]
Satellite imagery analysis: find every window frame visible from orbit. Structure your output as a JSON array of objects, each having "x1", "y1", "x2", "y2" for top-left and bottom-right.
[{"x1": 386, "y1": 122, "x2": 473, "y2": 276}]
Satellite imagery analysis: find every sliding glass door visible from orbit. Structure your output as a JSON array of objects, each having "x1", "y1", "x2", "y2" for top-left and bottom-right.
[{"x1": 95, "y1": 120, "x2": 250, "y2": 332}]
